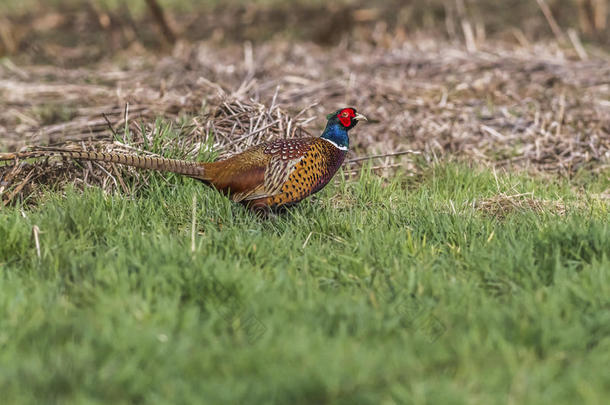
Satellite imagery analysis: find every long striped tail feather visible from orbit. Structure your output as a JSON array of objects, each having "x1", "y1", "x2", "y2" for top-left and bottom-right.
[{"x1": 0, "y1": 148, "x2": 208, "y2": 179}]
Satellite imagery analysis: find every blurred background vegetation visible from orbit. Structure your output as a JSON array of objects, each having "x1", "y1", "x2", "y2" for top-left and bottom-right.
[{"x1": 0, "y1": 0, "x2": 608, "y2": 64}]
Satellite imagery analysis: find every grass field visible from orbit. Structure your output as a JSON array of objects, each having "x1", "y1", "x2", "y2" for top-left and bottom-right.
[
  {"x1": 1, "y1": 0, "x2": 609, "y2": 403},
  {"x1": 1, "y1": 162, "x2": 608, "y2": 404}
]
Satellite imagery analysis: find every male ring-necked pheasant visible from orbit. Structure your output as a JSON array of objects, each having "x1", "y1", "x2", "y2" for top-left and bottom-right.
[{"x1": 0, "y1": 108, "x2": 366, "y2": 211}]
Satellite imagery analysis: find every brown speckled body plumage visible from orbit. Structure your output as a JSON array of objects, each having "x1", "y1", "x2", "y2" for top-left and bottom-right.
[
  {"x1": 0, "y1": 108, "x2": 365, "y2": 212},
  {"x1": 248, "y1": 138, "x2": 346, "y2": 209},
  {"x1": 195, "y1": 137, "x2": 347, "y2": 210}
]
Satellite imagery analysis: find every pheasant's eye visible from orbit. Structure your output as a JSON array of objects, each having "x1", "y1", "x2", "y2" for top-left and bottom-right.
[{"x1": 341, "y1": 111, "x2": 349, "y2": 117}]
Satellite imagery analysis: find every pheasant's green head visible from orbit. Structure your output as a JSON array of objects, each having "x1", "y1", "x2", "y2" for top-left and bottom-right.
[
  {"x1": 325, "y1": 107, "x2": 367, "y2": 130},
  {"x1": 321, "y1": 107, "x2": 367, "y2": 150}
]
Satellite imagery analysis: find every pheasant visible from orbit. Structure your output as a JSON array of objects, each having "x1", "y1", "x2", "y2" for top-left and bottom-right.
[{"x1": 0, "y1": 108, "x2": 366, "y2": 211}]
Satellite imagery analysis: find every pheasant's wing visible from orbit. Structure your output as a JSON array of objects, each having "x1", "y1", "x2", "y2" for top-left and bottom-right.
[
  {"x1": 248, "y1": 138, "x2": 347, "y2": 208},
  {"x1": 203, "y1": 138, "x2": 314, "y2": 202},
  {"x1": 257, "y1": 138, "x2": 315, "y2": 197}
]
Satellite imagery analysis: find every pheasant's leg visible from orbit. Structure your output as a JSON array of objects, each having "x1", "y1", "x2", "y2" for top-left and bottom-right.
[{"x1": 248, "y1": 201, "x2": 277, "y2": 219}]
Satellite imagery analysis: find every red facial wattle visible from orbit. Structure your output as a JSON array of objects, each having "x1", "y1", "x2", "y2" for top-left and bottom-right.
[{"x1": 338, "y1": 109, "x2": 355, "y2": 127}]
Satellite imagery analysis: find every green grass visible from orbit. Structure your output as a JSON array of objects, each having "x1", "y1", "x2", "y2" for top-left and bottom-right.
[{"x1": 0, "y1": 163, "x2": 609, "y2": 405}]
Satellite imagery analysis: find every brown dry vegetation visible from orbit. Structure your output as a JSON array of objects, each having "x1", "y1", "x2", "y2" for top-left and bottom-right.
[{"x1": 0, "y1": 1, "x2": 609, "y2": 205}]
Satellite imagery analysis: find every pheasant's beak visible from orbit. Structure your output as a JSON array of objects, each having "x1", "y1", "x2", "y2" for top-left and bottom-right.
[{"x1": 354, "y1": 113, "x2": 367, "y2": 121}]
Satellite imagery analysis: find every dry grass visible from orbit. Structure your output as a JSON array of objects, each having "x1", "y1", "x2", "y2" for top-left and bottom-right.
[
  {"x1": 1, "y1": 31, "x2": 609, "y2": 205},
  {"x1": 474, "y1": 192, "x2": 568, "y2": 219}
]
